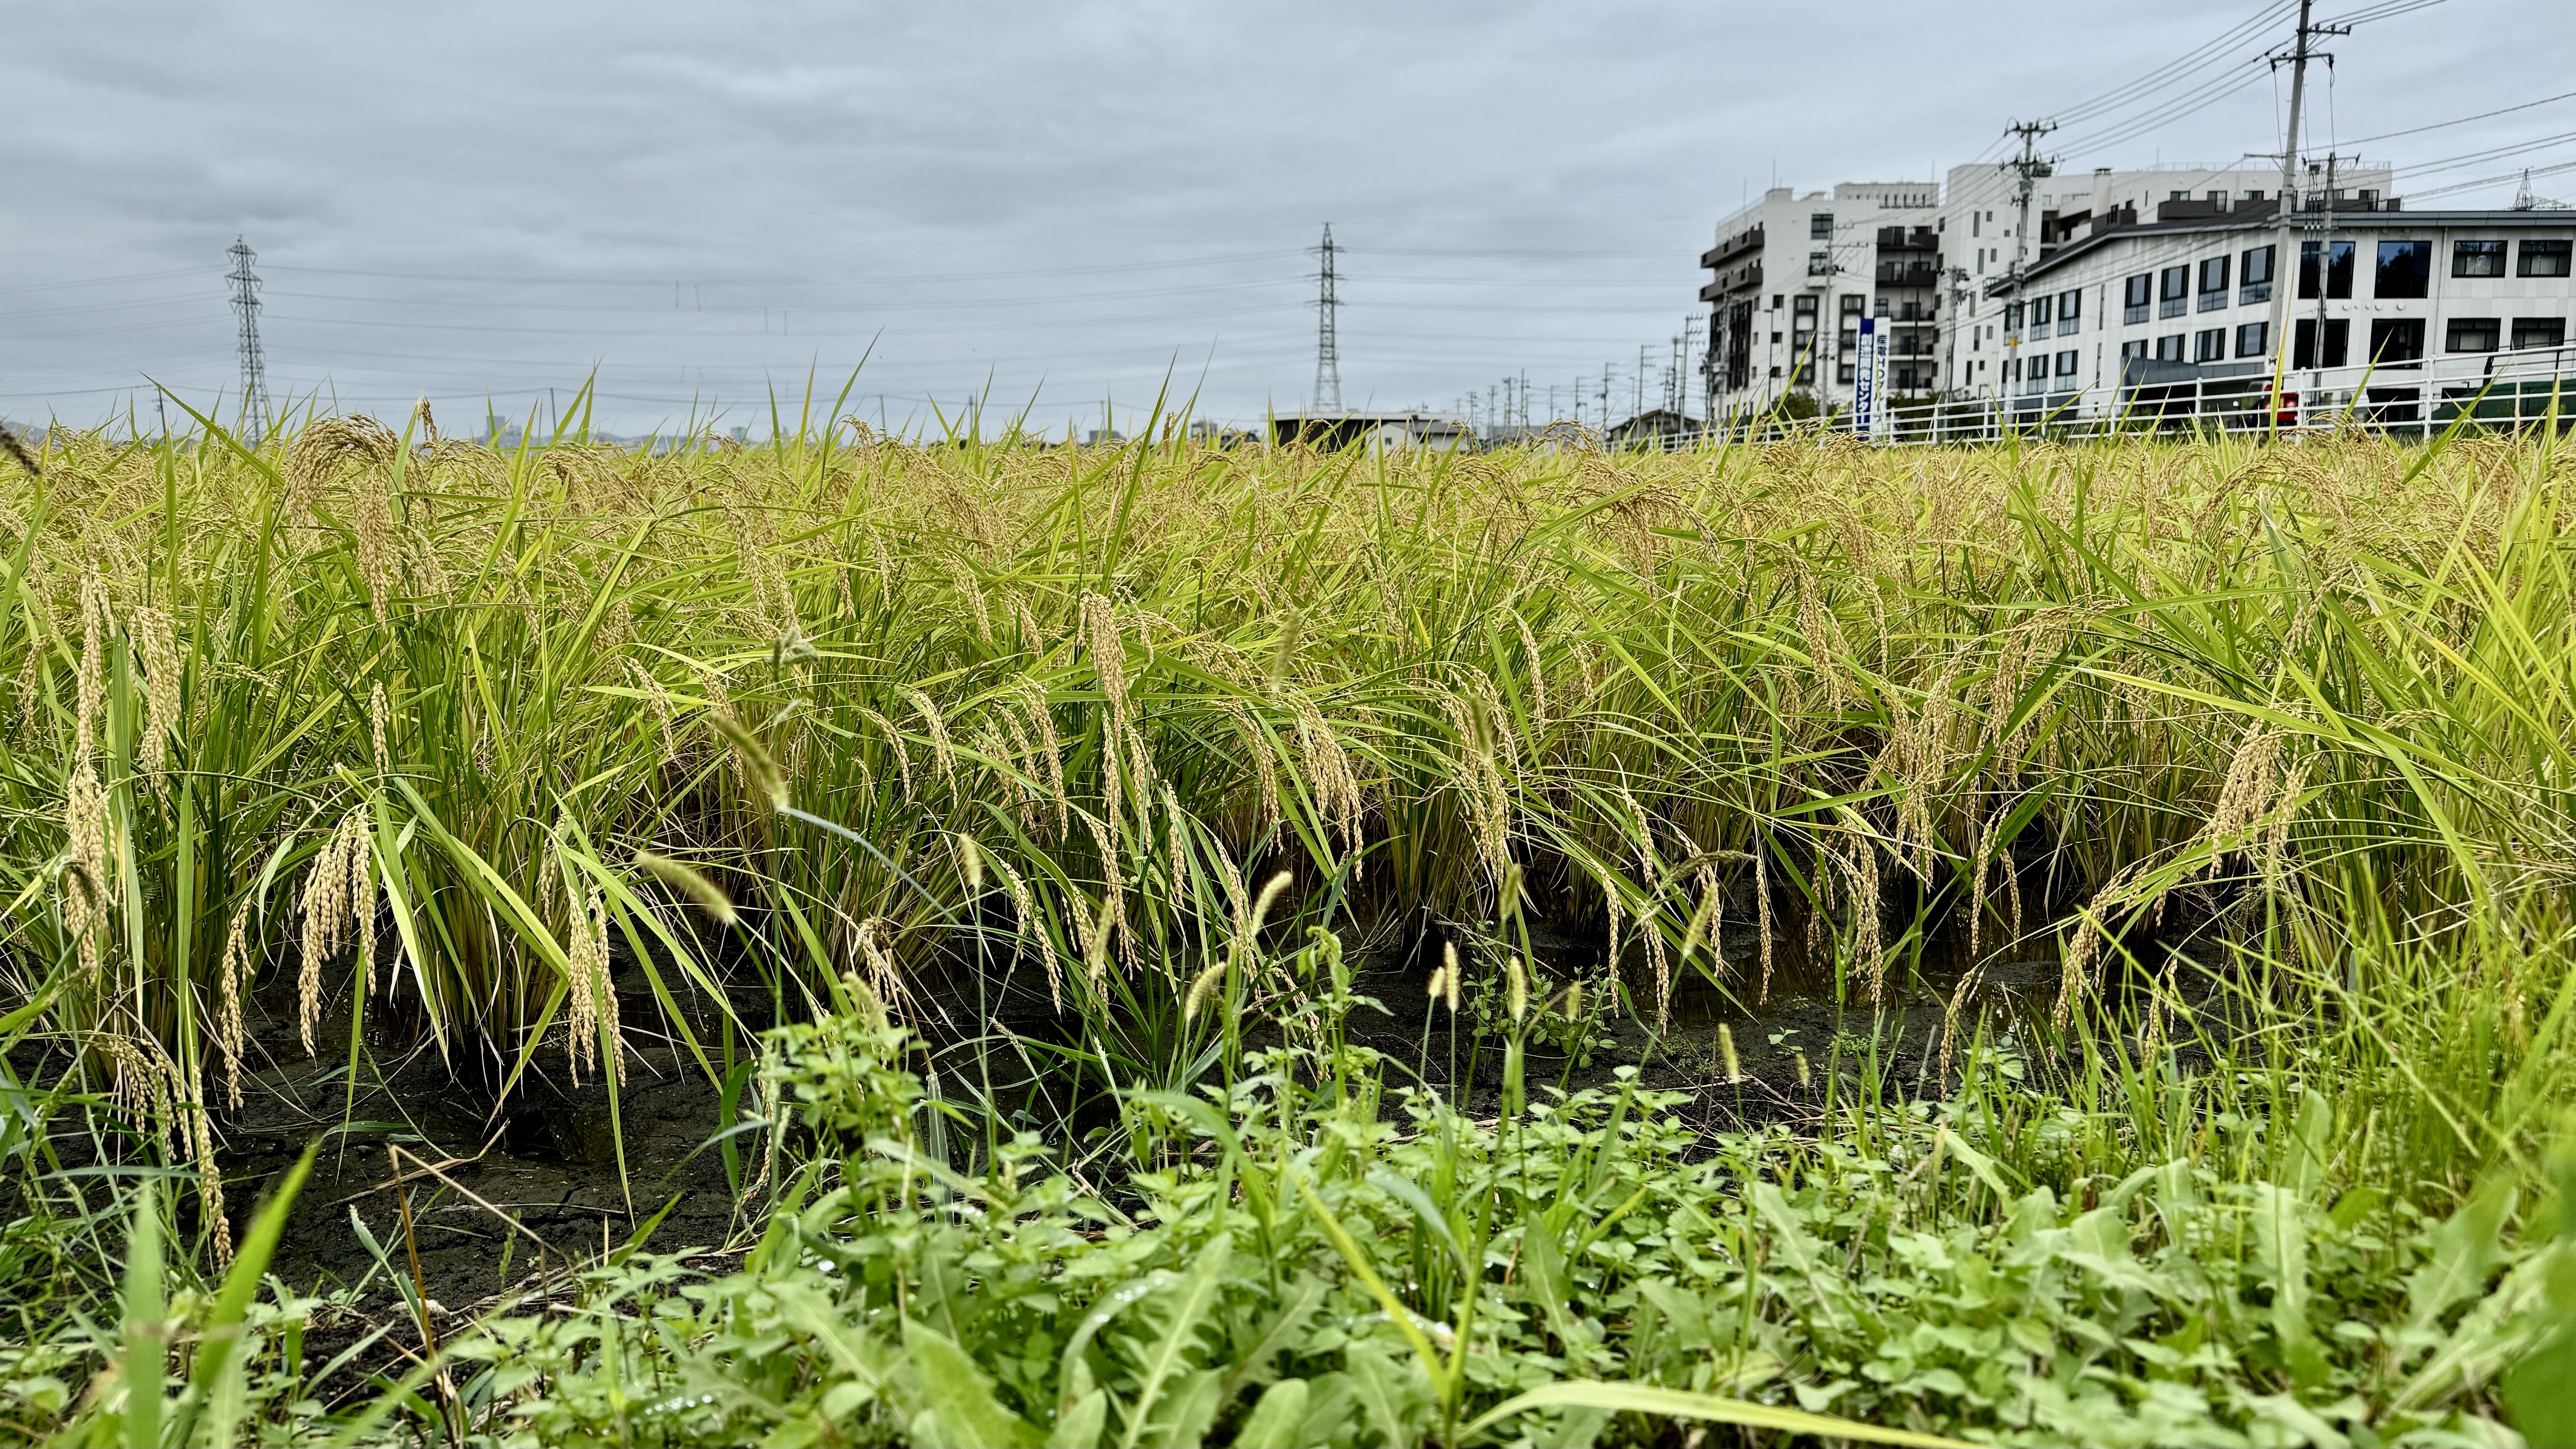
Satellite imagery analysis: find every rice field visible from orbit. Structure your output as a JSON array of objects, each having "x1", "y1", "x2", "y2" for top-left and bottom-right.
[{"x1": 4, "y1": 397, "x2": 2576, "y2": 1445}]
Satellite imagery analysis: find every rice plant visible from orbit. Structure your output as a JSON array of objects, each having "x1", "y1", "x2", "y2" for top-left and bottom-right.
[{"x1": 5, "y1": 399, "x2": 2576, "y2": 1443}]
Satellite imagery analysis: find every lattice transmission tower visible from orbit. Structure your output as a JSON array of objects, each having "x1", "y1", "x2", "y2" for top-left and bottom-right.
[
  {"x1": 226, "y1": 237, "x2": 272, "y2": 440},
  {"x1": 1311, "y1": 223, "x2": 1342, "y2": 414}
]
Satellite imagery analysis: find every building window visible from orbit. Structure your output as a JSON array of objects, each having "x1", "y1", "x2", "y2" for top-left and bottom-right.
[
  {"x1": 2294, "y1": 318, "x2": 2350, "y2": 368},
  {"x1": 2030, "y1": 294, "x2": 2052, "y2": 328},
  {"x1": 2453, "y1": 240, "x2": 2507, "y2": 278},
  {"x1": 2155, "y1": 333, "x2": 2185, "y2": 363},
  {"x1": 2059, "y1": 289, "x2": 2081, "y2": 334},
  {"x1": 2004, "y1": 300, "x2": 2024, "y2": 331},
  {"x1": 2236, "y1": 321, "x2": 2269, "y2": 357},
  {"x1": 2159, "y1": 265, "x2": 2190, "y2": 318},
  {"x1": 2368, "y1": 317, "x2": 2427, "y2": 366},
  {"x1": 1840, "y1": 294, "x2": 1865, "y2": 318},
  {"x1": 2197, "y1": 255, "x2": 2231, "y2": 311},
  {"x1": 1811, "y1": 212, "x2": 1834, "y2": 240},
  {"x1": 2121, "y1": 339, "x2": 2148, "y2": 362},
  {"x1": 1836, "y1": 362, "x2": 1857, "y2": 385},
  {"x1": 2520, "y1": 239, "x2": 2573, "y2": 277},
  {"x1": 2194, "y1": 328, "x2": 2227, "y2": 363},
  {"x1": 2055, "y1": 349, "x2": 2078, "y2": 378},
  {"x1": 1808, "y1": 251, "x2": 1832, "y2": 276},
  {"x1": 2374, "y1": 240, "x2": 2432, "y2": 299},
  {"x1": 1772, "y1": 294, "x2": 1785, "y2": 309},
  {"x1": 2299, "y1": 239, "x2": 2355, "y2": 299},
  {"x1": 2123, "y1": 273, "x2": 2152, "y2": 324},
  {"x1": 1771, "y1": 365, "x2": 1785, "y2": 377},
  {"x1": 2240, "y1": 244, "x2": 2275, "y2": 304},
  {"x1": 2513, "y1": 317, "x2": 2568, "y2": 350},
  {"x1": 2446, "y1": 317, "x2": 2502, "y2": 353}
]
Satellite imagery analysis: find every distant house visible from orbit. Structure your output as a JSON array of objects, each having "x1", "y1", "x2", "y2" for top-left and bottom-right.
[
  {"x1": 1604, "y1": 408, "x2": 1693, "y2": 448},
  {"x1": 1268, "y1": 411, "x2": 1473, "y2": 451}
]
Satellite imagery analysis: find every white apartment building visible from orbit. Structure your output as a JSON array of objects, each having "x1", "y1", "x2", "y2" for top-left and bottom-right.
[
  {"x1": 1701, "y1": 180, "x2": 1944, "y2": 417},
  {"x1": 1989, "y1": 205, "x2": 2574, "y2": 423},
  {"x1": 1937, "y1": 160, "x2": 2393, "y2": 396}
]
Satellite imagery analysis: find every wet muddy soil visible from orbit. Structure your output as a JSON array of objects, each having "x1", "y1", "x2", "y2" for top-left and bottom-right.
[{"x1": 156, "y1": 889, "x2": 2230, "y2": 1385}]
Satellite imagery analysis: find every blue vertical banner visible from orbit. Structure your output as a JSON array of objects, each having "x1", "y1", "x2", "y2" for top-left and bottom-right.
[{"x1": 1854, "y1": 316, "x2": 1890, "y2": 441}]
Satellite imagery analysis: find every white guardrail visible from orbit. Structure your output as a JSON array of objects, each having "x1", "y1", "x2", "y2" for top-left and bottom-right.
[{"x1": 1662, "y1": 343, "x2": 2576, "y2": 447}]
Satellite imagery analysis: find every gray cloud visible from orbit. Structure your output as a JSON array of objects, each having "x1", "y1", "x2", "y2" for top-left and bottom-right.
[{"x1": 5, "y1": 0, "x2": 2565, "y2": 434}]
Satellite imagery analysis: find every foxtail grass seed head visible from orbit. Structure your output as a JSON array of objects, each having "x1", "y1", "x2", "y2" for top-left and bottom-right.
[
  {"x1": 1505, "y1": 953, "x2": 1529, "y2": 1024},
  {"x1": 1718, "y1": 1022, "x2": 1741, "y2": 1083},
  {"x1": 1247, "y1": 869, "x2": 1294, "y2": 943},
  {"x1": 1183, "y1": 958, "x2": 1226, "y2": 1022},
  {"x1": 952, "y1": 831, "x2": 986, "y2": 896},
  {"x1": 1794, "y1": 1051, "x2": 1812, "y2": 1091},
  {"x1": 710, "y1": 709, "x2": 787, "y2": 810},
  {"x1": 1435, "y1": 940, "x2": 1462, "y2": 1012},
  {"x1": 632, "y1": 848, "x2": 737, "y2": 926}
]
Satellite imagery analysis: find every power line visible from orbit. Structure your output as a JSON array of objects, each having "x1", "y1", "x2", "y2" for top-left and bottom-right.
[
  {"x1": 2047, "y1": 0, "x2": 2297, "y2": 129},
  {"x1": 2334, "y1": 88, "x2": 2576, "y2": 147},
  {"x1": 259, "y1": 248, "x2": 1307, "y2": 288},
  {"x1": 2390, "y1": 128, "x2": 2576, "y2": 178}
]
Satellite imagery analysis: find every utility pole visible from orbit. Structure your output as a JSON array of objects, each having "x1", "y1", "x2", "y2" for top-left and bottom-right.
[
  {"x1": 1636, "y1": 345, "x2": 1650, "y2": 420},
  {"x1": 1682, "y1": 316, "x2": 1705, "y2": 421},
  {"x1": 2308, "y1": 153, "x2": 2341, "y2": 391},
  {"x1": 2001, "y1": 120, "x2": 2056, "y2": 398},
  {"x1": 2264, "y1": 0, "x2": 2346, "y2": 423},
  {"x1": 1599, "y1": 364, "x2": 1612, "y2": 427},
  {"x1": 1518, "y1": 370, "x2": 1530, "y2": 429},
  {"x1": 225, "y1": 237, "x2": 271, "y2": 441},
  {"x1": 1311, "y1": 223, "x2": 1342, "y2": 414}
]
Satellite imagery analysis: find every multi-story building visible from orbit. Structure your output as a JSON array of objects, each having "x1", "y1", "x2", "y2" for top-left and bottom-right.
[
  {"x1": 1700, "y1": 180, "x2": 1944, "y2": 419},
  {"x1": 1937, "y1": 160, "x2": 2394, "y2": 397},
  {"x1": 1983, "y1": 201, "x2": 2574, "y2": 423}
]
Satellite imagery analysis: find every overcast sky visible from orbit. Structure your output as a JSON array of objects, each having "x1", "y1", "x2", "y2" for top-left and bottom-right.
[{"x1": 4, "y1": 0, "x2": 2567, "y2": 438}]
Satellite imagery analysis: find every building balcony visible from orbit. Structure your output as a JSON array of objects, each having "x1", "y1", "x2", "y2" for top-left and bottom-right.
[
  {"x1": 1698, "y1": 259, "x2": 1764, "y2": 301},
  {"x1": 1700, "y1": 225, "x2": 1765, "y2": 271},
  {"x1": 1875, "y1": 225, "x2": 1938, "y2": 253},
  {"x1": 1876, "y1": 262, "x2": 1940, "y2": 288}
]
